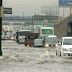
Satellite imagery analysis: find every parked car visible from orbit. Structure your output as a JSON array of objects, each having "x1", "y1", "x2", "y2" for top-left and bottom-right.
[
  {"x1": 34, "y1": 39, "x2": 44, "y2": 47},
  {"x1": 43, "y1": 35, "x2": 58, "y2": 48},
  {"x1": 56, "y1": 37, "x2": 72, "y2": 58}
]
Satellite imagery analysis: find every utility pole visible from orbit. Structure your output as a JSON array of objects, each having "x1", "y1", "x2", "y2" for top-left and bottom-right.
[
  {"x1": 70, "y1": 7, "x2": 72, "y2": 15},
  {"x1": 23, "y1": 12, "x2": 24, "y2": 30},
  {"x1": 23, "y1": 12, "x2": 24, "y2": 19},
  {"x1": 0, "y1": 0, "x2": 2, "y2": 56},
  {"x1": 32, "y1": 16, "x2": 34, "y2": 33}
]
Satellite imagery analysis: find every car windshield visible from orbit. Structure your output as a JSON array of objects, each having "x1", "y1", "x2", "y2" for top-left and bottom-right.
[
  {"x1": 6, "y1": 31, "x2": 12, "y2": 35},
  {"x1": 6, "y1": 32, "x2": 11, "y2": 35},
  {"x1": 63, "y1": 39, "x2": 72, "y2": 45},
  {"x1": 27, "y1": 36, "x2": 38, "y2": 40},
  {"x1": 45, "y1": 37, "x2": 58, "y2": 43},
  {"x1": 18, "y1": 31, "x2": 30, "y2": 36}
]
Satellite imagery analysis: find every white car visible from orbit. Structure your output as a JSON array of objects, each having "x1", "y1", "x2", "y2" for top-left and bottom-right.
[
  {"x1": 56, "y1": 37, "x2": 72, "y2": 57},
  {"x1": 34, "y1": 39, "x2": 44, "y2": 47}
]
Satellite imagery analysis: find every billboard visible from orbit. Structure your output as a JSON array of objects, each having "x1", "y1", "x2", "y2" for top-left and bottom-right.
[
  {"x1": 59, "y1": 0, "x2": 72, "y2": 7},
  {"x1": 42, "y1": 29, "x2": 53, "y2": 35}
]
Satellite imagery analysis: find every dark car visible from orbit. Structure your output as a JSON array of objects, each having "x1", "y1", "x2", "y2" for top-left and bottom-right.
[{"x1": 43, "y1": 35, "x2": 58, "y2": 48}]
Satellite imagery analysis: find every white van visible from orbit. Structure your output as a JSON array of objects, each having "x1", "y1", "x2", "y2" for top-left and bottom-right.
[
  {"x1": 56, "y1": 37, "x2": 72, "y2": 57},
  {"x1": 34, "y1": 39, "x2": 43, "y2": 47}
]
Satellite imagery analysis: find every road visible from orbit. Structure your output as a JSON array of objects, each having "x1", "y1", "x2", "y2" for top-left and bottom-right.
[{"x1": 0, "y1": 40, "x2": 72, "y2": 72}]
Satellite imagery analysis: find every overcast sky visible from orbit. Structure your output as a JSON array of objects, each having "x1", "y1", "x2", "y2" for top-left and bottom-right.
[{"x1": 3, "y1": 0, "x2": 58, "y2": 16}]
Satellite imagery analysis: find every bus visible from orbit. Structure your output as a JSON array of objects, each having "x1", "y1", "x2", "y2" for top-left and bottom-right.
[{"x1": 15, "y1": 30, "x2": 31, "y2": 43}]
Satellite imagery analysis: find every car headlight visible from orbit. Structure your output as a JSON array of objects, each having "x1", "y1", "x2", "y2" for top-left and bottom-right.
[
  {"x1": 55, "y1": 44, "x2": 58, "y2": 47},
  {"x1": 63, "y1": 48, "x2": 68, "y2": 51},
  {"x1": 2, "y1": 35, "x2": 3, "y2": 38},
  {"x1": 45, "y1": 44, "x2": 49, "y2": 47},
  {"x1": 11, "y1": 37, "x2": 14, "y2": 40},
  {"x1": 5, "y1": 38, "x2": 7, "y2": 39},
  {"x1": 18, "y1": 38, "x2": 21, "y2": 40},
  {"x1": 27, "y1": 45, "x2": 30, "y2": 47}
]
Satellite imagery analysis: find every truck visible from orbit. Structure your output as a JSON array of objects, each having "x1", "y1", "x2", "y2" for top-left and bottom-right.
[
  {"x1": 24, "y1": 33, "x2": 39, "y2": 46},
  {"x1": 39, "y1": 27, "x2": 54, "y2": 38}
]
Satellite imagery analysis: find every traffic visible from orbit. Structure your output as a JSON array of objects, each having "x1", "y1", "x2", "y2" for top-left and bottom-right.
[
  {"x1": 1, "y1": 26, "x2": 72, "y2": 58},
  {"x1": 0, "y1": 0, "x2": 72, "y2": 72}
]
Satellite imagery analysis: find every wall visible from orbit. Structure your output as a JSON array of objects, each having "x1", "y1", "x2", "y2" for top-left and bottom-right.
[{"x1": 54, "y1": 14, "x2": 72, "y2": 39}]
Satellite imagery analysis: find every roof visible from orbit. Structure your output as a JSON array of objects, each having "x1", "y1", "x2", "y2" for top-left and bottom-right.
[
  {"x1": 47, "y1": 35, "x2": 57, "y2": 37},
  {"x1": 18, "y1": 30, "x2": 31, "y2": 32},
  {"x1": 62, "y1": 37, "x2": 72, "y2": 39},
  {"x1": 26, "y1": 33, "x2": 39, "y2": 35},
  {"x1": 34, "y1": 39, "x2": 43, "y2": 41},
  {"x1": 40, "y1": 27, "x2": 54, "y2": 29}
]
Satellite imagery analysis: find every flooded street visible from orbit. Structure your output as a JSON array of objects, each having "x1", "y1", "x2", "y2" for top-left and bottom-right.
[{"x1": 0, "y1": 40, "x2": 72, "y2": 72}]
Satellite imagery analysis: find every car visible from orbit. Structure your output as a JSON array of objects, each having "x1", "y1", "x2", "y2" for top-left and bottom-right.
[
  {"x1": 34, "y1": 39, "x2": 44, "y2": 47},
  {"x1": 43, "y1": 35, "x2": 58, "y2": 48},
  {"x1": 1, "y1": 35, "x2": 7, "y2": 40},
  {"x1": 56, "y1": 37, "x2": 72, "y2": 58}
]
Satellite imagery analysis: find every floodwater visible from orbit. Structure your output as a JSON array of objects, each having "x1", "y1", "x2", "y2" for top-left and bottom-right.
[{"x1": 0, "y1": 40, "x2": 72, "y2": 72}]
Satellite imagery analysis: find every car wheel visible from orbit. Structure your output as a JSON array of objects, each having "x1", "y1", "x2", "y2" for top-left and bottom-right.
[{"x1": 25, "y1": 44, "x2": 27, "y2": 46}]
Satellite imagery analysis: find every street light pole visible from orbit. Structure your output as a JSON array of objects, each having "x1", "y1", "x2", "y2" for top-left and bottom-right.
[
  {"x1": 70, "y1": 7, "x2": 72, "y2": 15},
  {"x1": 32, "y1": 16, "x2": 34, "y2": 33},
  {"x1": 0, "y1": 0, "x2": 2, "y2": 56},
  {"x1": 23, "y1": 12, "x2": 24, "y2": 20}
]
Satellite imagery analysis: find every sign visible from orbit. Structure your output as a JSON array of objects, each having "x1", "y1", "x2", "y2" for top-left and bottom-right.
[
  {"x1": 42, "y1": 29, "x2": 53, "y2": 35},
  {"x1": 59, "y1": 0, "x2": 72, "y2": 7},
  {"x1": 47, "y1": 23, "x2": 56, "y2": 26},
  {"x1": 4, "y1": 8, "x2": 12, "y2": 14},
  {"x1": 0, "y1": 6, "x2": 4, "y2": 17},
  {"x1": 33, "y1": 23, "x2": 42, "y2": 25},
  {"x1": 24, "y1": 24, "x2": 29, "y2": 26}
]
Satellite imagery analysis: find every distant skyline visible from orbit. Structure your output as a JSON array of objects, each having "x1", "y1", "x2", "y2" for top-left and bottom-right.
[
  {"x1": 3, "y1": 0, "x2": 58, "y2": 16},
  {"x1": 3, "y1": 0, "x2": 71, "y2": 17}
]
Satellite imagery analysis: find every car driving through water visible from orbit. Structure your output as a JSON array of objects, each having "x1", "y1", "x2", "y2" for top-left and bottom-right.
[
  {"x1": 56, "y1": 37, "x2": 72, "y2": 58},
  {"x1": 34, "y1": 39, "x2": 44, "y2": 47},
  {"x1": 43, "y1": 35, "x2": 58, "y2": 48},
  {"x1": 15, "y1": 30, "x2": 31, "y2": 43}
]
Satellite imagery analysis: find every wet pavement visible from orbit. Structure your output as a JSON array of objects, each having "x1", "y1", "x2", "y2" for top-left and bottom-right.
[{"x1": 0, "y1": 40, "x2": 72, "y2": 72}]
